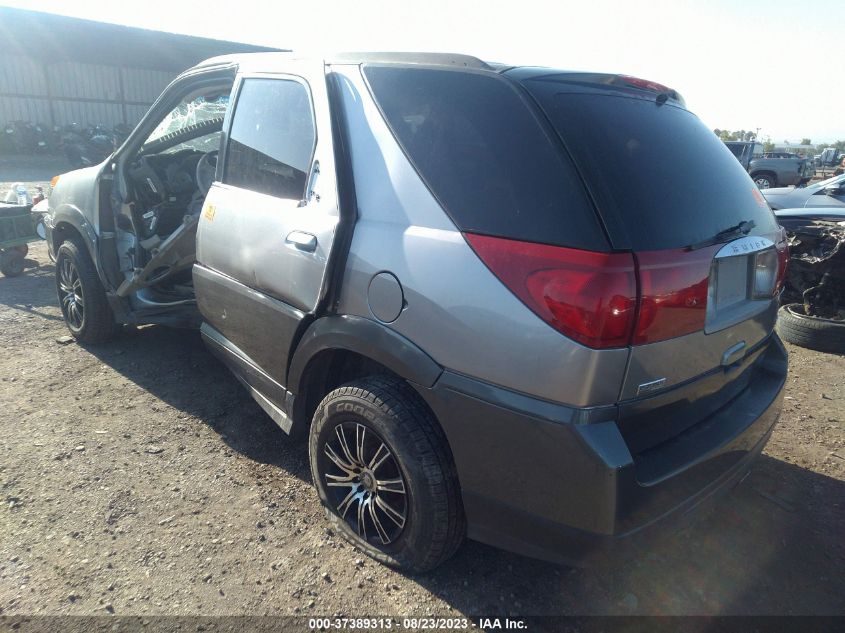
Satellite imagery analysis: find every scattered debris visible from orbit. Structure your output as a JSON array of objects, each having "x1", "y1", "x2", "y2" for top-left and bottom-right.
[{"x1": 783, "y1": 220, "x2": 845, "y2": 321}]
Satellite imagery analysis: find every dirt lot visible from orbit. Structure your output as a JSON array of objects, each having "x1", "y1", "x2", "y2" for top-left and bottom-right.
[{"x1": 1, "y1": 239, "x2": 844, "y2": 618}]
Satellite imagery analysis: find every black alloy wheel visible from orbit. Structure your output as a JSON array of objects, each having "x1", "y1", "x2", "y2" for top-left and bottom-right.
[
  {"x1": 320, "y1": 421, "x2": 408, "y2": 546},
  {"x1": 58, "y1": 255, "x2": 84, "y2": 330},
  {"x1": 54, "y1": 238, "x2": 115, "y2": 343}
]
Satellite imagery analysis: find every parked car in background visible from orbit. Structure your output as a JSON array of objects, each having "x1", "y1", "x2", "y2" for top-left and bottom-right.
[
  {"x1": 46, "y1": 52, "x2": 788, "y2": 571},
  {"x1": 774, "y1": 207, "x2": 845, "y2": 229},
  {"x1": 763, "y1": 173, "x2": 845, "y2": 209},
  {"x1": 724, "y1": 140, "x2": 813, "y2": 188}
]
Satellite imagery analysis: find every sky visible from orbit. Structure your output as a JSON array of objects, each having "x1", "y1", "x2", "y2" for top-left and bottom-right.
[{"x1": 4, "y1": 0, "x2": 844, "y2": 143}]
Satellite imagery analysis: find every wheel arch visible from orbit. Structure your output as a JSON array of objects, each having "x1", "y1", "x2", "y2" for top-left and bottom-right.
[
  {"x1": 287, "y1": 315, "x2": 443, "y2": 434},
  {"x1": 50, "y1": 205, "x2": 97, "y2": 260},
  {"x1": 751, "y1": 170, "x2": 777, "y2": 185}
]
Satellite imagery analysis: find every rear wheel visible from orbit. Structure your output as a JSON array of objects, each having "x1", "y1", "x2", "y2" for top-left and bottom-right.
[
  {"x1": 309, "y1": 376, "x2": 465, "y2": 572},
  {"x1": 0, "y1": 249, "x2": 25, "y2": 277},
  {"x1": 753, "y1": 173, "x2": 777, "y2": 189},
  {"x1": 55, "y1": 238, "x2": 116, "y2": 343},
  {"x1": 776, "y1": 304, "x2": 845, "y2": 353}
]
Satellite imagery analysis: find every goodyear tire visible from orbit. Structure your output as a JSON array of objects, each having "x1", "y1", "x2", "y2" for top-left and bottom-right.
[
  {"x1": 309, "y1": 376, "x2": 465, "y2": 572},
  {"x1": 776, "y1": 304, "x2": 845, "y2": 354}
]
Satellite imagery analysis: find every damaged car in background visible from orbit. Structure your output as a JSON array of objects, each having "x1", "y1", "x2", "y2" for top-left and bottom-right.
[{"x1": 775, "y1": 207, "x2": 845, "y2": 353}]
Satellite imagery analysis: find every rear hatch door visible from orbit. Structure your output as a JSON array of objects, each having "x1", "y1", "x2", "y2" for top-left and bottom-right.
[{"x1": 516, "y1": 71, "x2": 787, "y2": 448}]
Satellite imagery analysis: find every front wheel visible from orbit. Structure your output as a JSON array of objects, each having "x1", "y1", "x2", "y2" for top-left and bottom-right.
[
  {"x1": 309, "y1": 376, "x2": 465, "y2": 572},
  {"x1": 55, "y1": 238, "x2": 116, "y2": 343}
]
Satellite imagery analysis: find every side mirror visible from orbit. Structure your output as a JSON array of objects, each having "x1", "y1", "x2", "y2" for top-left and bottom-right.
[{"x1": 823, "y1": 184, "x2": 845, "y2": 196}]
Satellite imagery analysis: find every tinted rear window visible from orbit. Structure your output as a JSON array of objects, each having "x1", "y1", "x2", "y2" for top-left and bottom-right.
[
  {"x1": 521, "y1": 81, "x2": 779, "y2": 251},
  {"x1": 364, "y1": 66, "x2": 608, "y2": 250}
]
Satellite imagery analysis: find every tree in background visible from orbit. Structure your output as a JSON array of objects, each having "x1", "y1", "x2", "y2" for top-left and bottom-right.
[
  {"x1": 713, "y1": 129, "x2": 757, "y2": 141},
  {"x1": 801, "y1": 138, "x2": 812, "y2": 146}
]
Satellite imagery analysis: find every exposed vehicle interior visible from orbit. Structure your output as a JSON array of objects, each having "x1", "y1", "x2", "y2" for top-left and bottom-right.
[{"x1": 110, "y1": 78, "x2": 234, "y2": 307}]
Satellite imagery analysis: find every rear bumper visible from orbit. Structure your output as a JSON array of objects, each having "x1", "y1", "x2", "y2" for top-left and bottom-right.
[{"x1": 416, "y1": 335, "x2": 787, "y2": 566}]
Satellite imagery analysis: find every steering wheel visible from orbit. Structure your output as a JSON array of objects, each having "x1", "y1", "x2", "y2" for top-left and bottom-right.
[{"x1": 195, "y1": 150, "x2": 219, "y2": 197}]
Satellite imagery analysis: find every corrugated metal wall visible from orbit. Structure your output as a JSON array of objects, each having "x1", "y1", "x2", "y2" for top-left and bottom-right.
[{"x1": 0, "y1": 53, "x2": 173, "y2": 129}]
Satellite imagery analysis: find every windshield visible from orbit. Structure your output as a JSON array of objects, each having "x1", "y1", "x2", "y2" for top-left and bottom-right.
[
  {"x1": 161, "y1": 131, "x2": 222, "y2": 155},
  {"x1": 145, "y1": 95, "x2": 229, "y2": 145},
  {"x1": 520, "y1": 80, "x2": 780, "y2": 250}
]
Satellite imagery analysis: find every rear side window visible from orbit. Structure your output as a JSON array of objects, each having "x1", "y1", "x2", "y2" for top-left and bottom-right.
[
  {"x1": 224, "y1": 78, "x2": 315, "y2": 200},
  {"x1": 363, "y1": 66, "x2": 607, "y2": 251},
  {"x1": 521, "y1": 80, "x2": 779, "y2": 251}
]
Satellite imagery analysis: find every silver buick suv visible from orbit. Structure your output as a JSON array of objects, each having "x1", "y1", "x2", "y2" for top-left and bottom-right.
[{"x1": 46, "y1": 52, "x2": 788, "y2": 571}]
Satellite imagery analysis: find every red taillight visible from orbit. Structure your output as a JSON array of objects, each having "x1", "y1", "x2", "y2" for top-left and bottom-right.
[
  {"x1": 634, "y1": 247, "x2": 716, "y2": 345},
  {"x1": 465, "y1": 233, "x2": 637, "y2": 349},
  {"x1": 465, "y1": 233, "x2": 719, "y2": 349}
]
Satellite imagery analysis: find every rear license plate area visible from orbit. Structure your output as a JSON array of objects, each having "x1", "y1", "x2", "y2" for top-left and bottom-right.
[{"x1": 713, "y1": 255, "x2": 750, "y2": 309}]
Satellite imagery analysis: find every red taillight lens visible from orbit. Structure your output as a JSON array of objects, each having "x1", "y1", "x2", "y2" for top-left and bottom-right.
[
  {"x1": 633, "y1": 247, "x2": 716, "y2": 345},
  {"x1": 465, "y1": 233, "x2": 637, "y2": 349},
  {"x1": 616, "y1": 75, "x2": 673, "y2": 94}
]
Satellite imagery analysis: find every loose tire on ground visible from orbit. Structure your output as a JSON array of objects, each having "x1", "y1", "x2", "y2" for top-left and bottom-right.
[
  {"x1": 55, "y1": 238, "x2": 116, "y2": 343},
  {"x1": 0, "y1": 249, "x2": 25, "y2": 277},
  {"x1": 309, "y1": 376, "x2": 465, "y2": 572},
  {"x1": 776, "y1": 304, "x2": 845, "y2": 354}
]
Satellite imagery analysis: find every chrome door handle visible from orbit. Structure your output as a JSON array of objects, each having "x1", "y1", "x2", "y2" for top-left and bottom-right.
[{"x1": 285, "y1": 231, "x2": 317, "y2": 252}]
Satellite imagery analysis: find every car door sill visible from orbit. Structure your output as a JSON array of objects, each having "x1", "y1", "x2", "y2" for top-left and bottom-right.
[{"x1": 200, "y1": 322, "x2": 293, "y2": 434}]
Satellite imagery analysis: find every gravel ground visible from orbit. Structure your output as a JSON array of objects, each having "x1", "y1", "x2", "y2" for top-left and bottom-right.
[{"x1": 1, "y1": 240, "x2": 843, "y2": 618}]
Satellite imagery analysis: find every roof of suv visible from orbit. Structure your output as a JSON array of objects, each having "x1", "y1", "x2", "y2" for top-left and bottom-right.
[{"x1": 193, "y1": 51, "x2": 685, "y2": 107}]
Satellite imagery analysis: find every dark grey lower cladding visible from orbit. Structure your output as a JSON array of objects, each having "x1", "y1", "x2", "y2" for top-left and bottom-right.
[
  {"x1": 414, "y1": 336, "x2": 787, "y2": 566},
  {"x1": 193, "y1": 263, "x2": 305, "y2": 384},
  {"x1": 200, "y1": 322, "x2": 294, "y2": 434}
]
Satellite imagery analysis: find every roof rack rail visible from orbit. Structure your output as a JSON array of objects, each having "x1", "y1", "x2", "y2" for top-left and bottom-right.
[{"x1": 329, "y1": 52, "x2": 492, "y2": 70}]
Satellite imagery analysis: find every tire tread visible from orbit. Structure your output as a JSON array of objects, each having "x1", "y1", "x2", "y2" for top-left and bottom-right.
[{"x1": 776, "y1": 304, "x2": 845, "y2": 353}]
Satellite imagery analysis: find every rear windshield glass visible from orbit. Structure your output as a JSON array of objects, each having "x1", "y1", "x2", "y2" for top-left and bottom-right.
[
  {"x1": 363, "y1": 66, "x2": 608, "y2": 251},
  {"x1": 521, "y1": 81, "x2": 779, "y2": 251}
]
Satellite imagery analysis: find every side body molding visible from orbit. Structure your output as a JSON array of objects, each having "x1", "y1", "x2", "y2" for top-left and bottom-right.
[{"x1": 287, "y1": 315, "x2": 443, "y2": 394}]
